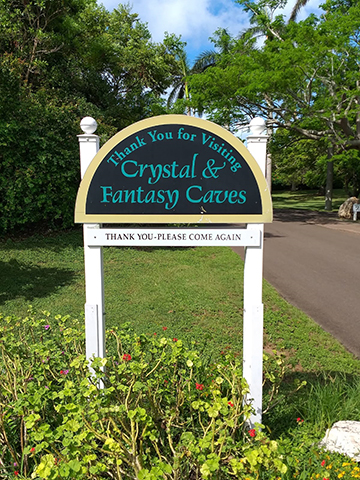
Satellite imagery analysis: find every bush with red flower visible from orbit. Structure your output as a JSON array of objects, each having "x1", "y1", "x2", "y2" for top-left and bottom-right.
[{"x1": 1, "y1": 310, "x2": 357, "y2": 480}]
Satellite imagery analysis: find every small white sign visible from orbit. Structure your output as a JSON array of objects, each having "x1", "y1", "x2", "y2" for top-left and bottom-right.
[
  {"x1": 353, "y1": 204, "x2": 360, "y2": 212},
  {"x1": 86, "y1": 228, "x2": 260, "y2": 247}
]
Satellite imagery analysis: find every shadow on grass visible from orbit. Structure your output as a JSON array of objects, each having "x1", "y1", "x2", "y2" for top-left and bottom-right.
[
  {"x1": 0, "y1": 259, "x2": 76, "y2": 305},
  {"x1": 263, "y1": 371, "x2": 360, "y2": 437},
  {"x1": 0, "y1": 228, "x2": 84, "y2": 253}
]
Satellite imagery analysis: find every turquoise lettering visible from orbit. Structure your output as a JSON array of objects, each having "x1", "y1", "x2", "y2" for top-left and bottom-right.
[
  {"x1": 186, "y1": 187, "x2": 247, "y2": 205},
  {"x1": 186, "y1": 185, "x2": 202, "y2": 203},
  {"x1": 101, "y1": 186, "x2": 113, "y2": 202},
  {"x1": 238, "y1": 190, "x2": 247, "y2": 204},
  {"x1": 107, "y1": 155, "x2": 119, "y2": 166},
  {"x1": 228, "y1": 190, "x2": 238, "y2": 204},
  {"x1": 147, "y1": 130, "x2": 157, "y2": 142},
  {"x1": 121, "y1": 160, "x2": 138, "y2": 178}
]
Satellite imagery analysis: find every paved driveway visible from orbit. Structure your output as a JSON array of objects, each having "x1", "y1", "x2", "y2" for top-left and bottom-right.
[{"x1": 233, "y1": 210, "x2": 360, "y2": 358}]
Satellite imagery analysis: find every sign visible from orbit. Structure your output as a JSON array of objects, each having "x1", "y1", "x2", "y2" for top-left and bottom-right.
[
  {"x1": 86, "y1": 227, "x2": 261, "y2": 247},
  {"x1": 77, "y1": 114, "x2": 272, "y2": 427},
  {"x1": 75, "y1": 115, "x2": 272, "y2": 224}
]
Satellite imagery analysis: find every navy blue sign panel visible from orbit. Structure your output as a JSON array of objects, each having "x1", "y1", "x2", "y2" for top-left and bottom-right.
[{"x1": 75, "y1": 115, "x2": 272, "y2": 224}]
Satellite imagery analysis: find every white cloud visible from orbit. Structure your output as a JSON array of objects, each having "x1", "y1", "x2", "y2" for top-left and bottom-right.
[
  {"x1": 99, "y1": 0, "x2": 249, "y2": 57},
  {"x1": 127, "y1": 0, "x2": 247, "y2": 46},
  {"x1": 99, "y1": 0, "x2": 323, "y2": 59}
]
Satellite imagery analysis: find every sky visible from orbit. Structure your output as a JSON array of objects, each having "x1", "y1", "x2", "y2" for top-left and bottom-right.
[{"x1": 98, "y1": 0, "x2": 324, "y2": 62}]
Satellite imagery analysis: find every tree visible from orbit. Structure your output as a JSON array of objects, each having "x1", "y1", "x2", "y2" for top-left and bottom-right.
[
  {"x1": 270, "y1": 129, "x2": 329, "y2": 190},
  {"x1": 289, "y1": 0, "x2": 311, "y2": 21},
  {"x1": 167, "y1": 29, "x2": 234, "y2": 116},
  {"x1": 190, "y1": 0, "x2": 360, "y2": 209},
  {"x1": 167, "y1": 49, "x2": 194, "y2": 115},
  {"x1": 193, "y1": 28, "x2": 234, "y2": 70},
  {"x1": 0, "y1": 1, "x2": 179, "y2": 233},
  {"x1": 236, "y1": 0, "x2": 287, "y2": 41}
]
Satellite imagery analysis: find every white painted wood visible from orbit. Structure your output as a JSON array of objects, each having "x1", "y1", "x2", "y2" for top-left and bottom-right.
[
  {"x1": 86, "y1": 227, "x2": 261, "y2": 247},
  {"x1": 85, "y1": 304, "x2": 99, "y2": 359},
  {"x1": 83, "y1": 224, "x2": 105, "y2": 361},
  {"x1": 353, "y1": 204, "x2": 360, "y2": 221},
  {"x1": 77, "y1": 133, "x2": 99, "y2": 178},
  {"x1": 78, "y1": 123, "x2": 105, "y2": 369},
  {"x1": 243, "y1": 127, "x2": 269, "y2": 426}
]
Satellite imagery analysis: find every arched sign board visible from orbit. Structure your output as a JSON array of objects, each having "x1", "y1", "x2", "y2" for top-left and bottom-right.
[
  {"x1": 76, "y1": 114, "x2": 271, "y2": 426},
  {"x1": 75, "y1": 115, "x2": 272, "y2": 225}
]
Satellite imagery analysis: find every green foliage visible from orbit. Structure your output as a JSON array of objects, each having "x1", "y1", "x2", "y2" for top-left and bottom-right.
[
  {"x1": 1, "y1": 310, "x2": 359, "y2": 479},
  {"x1": 270, "y1": 130, "x2": 329, "y2": 190},
  {"x1": 189, "y1": 0, "x2": 360, "y2": 197},
  {"x1": 0, "y1": 1, "x2": 179, "y2": 234},
  {"x1": 0, "y1": 89, "x2": 97, "y2": 233},
  {"x1": 278, "y1": 420, "x2": 360, "y2": 480},
  {"x1": 0, "y1": 310, "x2": 292, "y2": 479},
  {"x1": 297, "y1": 373, "x2": 360, "y2": 429},
  {"x1": 332, "y1": 150, "x2": 360, "y2": 197}
]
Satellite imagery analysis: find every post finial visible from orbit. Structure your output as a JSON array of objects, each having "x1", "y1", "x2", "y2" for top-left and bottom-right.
[
  {"x1": 249, "y1": 117, "x2": 266, "y2": 136},
  {"x1": 80, "y1": 117, "x2": 98, "y2": 134}
]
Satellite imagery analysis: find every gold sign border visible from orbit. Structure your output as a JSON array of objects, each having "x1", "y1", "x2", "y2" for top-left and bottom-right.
[{"x1": 75, "y1": 115, "x2": 272, "y2": 224}]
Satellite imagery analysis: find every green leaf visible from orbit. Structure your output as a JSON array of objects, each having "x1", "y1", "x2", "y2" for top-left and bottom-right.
[{"x1": 68, "y1": 459, "x2": 81, "y2": 472}]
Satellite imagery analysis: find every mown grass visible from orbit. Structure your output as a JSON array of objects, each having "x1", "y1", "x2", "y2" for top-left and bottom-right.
[
  {"x1": 272, "y1": 188, "x2": 347, "y2": 211},
  {"x1": 1, "y1": 228, "x2": 358, "y2": 377},
  {"x1": 2, "y1": 227, "x2": 360, "y2": 442}
]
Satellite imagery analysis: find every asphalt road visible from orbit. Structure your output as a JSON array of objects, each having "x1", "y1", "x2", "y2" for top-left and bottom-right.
[{"x1": 233, "y1": 209, "x2": 360, "y2": 358}]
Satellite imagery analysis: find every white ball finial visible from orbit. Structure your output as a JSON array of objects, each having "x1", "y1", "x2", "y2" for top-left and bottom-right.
[
  {"x1": 80, "y1": 116, "x2": 98, "y2": 134},
  {"x1": 249, "y1": 117, "x2": 266, "y2": 136}
]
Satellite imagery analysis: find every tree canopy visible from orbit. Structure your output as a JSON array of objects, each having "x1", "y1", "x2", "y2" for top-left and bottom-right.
[
  {"x1": 189, "y1": 0, "x2": 360, "y2": 201},
  {"x1": 0, "y1": 0, "x2": 181, "y2": 233}
]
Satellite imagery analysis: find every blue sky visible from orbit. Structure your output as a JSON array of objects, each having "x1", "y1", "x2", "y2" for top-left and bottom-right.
[{"x1": 98, "y1": 0, "x2": 323, "y2": 63}]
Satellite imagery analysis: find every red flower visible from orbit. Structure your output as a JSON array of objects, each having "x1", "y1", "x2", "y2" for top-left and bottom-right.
[
  {"x1": 30, "y1": 447, "x2": 35, "y2": 453},
  {"x1": 321, "y1": 460, "x2": 326, "y2": 467},
  {"x1": 162, "y1": 326, "x2": 167, "y2": 331},
  {"x1": 122, "y1": 354, "x2": 132, "y2": 361},
  {"x1": 248, "y1": 429, "x2": 256, "y2": 437},
  {"x1": 195, "y1": 383, "x2": 204, "y2": 390},
  {"x1": 296, "y1": 417, "x2": 304, "y2": 423},
  {"x1": 228, "y1": 401, "x2": 234, "y2": 407},
  {"x1": 14, "y1": 472, "x2": 19, "y2": 477},
  {"x1": 153, "y1": 332, "x2": 157, "y2": 336},
  {"x1": 173, "y1": 338, "x2": 178, "y2": 342}
]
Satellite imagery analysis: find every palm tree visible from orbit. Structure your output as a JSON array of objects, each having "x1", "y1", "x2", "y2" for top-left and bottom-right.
[
  {"x1": 289, "y1": 0, "x2": 310, "y2": 22},
  {"x1": 193, "y1": 28, "x2": 233, "y2": 70},
  {"x1": 167, "y1": 50, "x2": 193, "y2": 115},
  {"x1": 239, "y1": 1, "x2": 285, "y2": 42},
  {"x1": 167, "y1": 30, "x2": 233, "y2": 116}
]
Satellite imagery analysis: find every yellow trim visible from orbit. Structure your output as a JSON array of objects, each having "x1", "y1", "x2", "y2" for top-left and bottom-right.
[{"x1": 74, "y1": 115, "x2": 272, "y2": 224}]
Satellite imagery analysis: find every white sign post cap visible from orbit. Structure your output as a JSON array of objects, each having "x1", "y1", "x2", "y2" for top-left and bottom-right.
[
  {"x1": 249, "y1": 117, "x2": 267, "y2": 136},
  {"x1": 80, "y1": 116, "x2": 98, "y2": 134}
]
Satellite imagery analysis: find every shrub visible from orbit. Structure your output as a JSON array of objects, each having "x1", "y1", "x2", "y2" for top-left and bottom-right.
[
  {"x1": 0, "y1": 310, "x2": 290, "y2": 479},
  {"x1": 1, "y1": 310, "x2": 357, "y2": 479}
]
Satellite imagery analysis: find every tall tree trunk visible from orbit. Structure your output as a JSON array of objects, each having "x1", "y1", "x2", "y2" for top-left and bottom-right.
[
  {"x1": 325, "y1": 146, "x2": 333, "y2": 211},
  {"x1": 265, "y1": 105, "x2": 273, "y2": 192},
  {"x1": 266, "y1": 153, "x2": 272, "y2": 193}
]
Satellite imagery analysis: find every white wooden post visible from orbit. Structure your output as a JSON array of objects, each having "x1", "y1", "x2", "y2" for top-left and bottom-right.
[
  {"x1": 78, "y1": 117, "x2": 106, "y2": 367},
  {"x1": 243, "y1": 118, "x2": 269, "y2": 426}
]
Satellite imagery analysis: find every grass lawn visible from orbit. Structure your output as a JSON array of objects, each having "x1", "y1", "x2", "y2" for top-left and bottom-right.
[
  {"x1": 1, "y1": 227, "x2": 358, "y2": 376},
  {"x1": 271, "y1": 188, "x2": 347, "y2": 212},
  {"x1": 1, "y1": 189, "x2": 360, "y2": 439}
]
